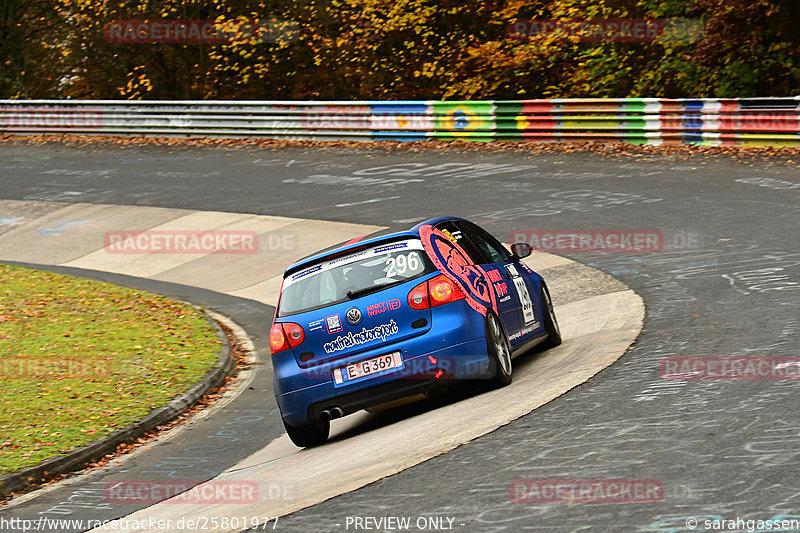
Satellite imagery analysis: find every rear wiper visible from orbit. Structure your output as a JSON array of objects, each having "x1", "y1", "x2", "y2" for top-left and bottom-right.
[{"x1": 346, "y1": 280, "x2": 402, "y2": 300}]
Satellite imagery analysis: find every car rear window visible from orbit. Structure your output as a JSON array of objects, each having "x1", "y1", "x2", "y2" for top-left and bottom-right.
[{"x1": 278, "y1": 239, "x2": 435, "y2": 317}]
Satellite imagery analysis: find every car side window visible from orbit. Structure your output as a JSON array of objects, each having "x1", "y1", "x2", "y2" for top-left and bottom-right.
[
  {"x1": 433, "y1": 220, "x2": 483, "y2": 265},
  {"x1": 457, "y1": 221, "x2": 513, "y2": 264}
]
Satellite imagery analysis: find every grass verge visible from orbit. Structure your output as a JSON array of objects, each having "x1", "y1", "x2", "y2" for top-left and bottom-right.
[{"x1": 0, "y1": 264, "x2": 221, "y2": 475}]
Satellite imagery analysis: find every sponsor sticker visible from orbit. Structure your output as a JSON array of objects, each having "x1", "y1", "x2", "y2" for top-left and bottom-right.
[
  {"x1": 325, "y1": 314, "x2": 343, "y2": 334},
  {"x1": 292, "y1": 264, "x2": 322, "y2": 281},
  {"x1": 486, "y1": 269, "x2": 503, "y2": 283},
  {"x1": 366, "y1": 298, "x2": 402, "y2": 317},
  {"x1": 419, "y1": 224, "x2": 497, "y2": 317},
  {"x1": 323, "y1": 320, "x2": 399, "y2": 354},
  {"x1": 505, "y1": 264, "x2": 536, "y2": 325},
  {"x1": 374, "y1": 242, "x2": 409, "y2": 253},
  {"x1": 509, "y1": 322, "x2": 539, "y2": 341}
]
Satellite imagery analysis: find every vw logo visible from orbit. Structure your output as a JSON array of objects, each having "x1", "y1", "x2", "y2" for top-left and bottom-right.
[{"x1": 346, "y1": 307, "x2": 362, "y2": 325}]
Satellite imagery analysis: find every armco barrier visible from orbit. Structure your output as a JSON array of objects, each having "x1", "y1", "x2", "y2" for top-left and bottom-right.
[{"x1": 1, "y1": 97, "x2": 799, "y2": 146}]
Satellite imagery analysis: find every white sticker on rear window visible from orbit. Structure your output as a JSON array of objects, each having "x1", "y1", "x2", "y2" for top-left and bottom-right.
[
  {"x1": 283, "y1": 239, "x2": 425, "y2": 288},
  {"x1": 374, "y1": 242, "x2": 409, "y2": 253},
  {"x1": 291, "y1": 264, "x2": 322, "y2": 281}
]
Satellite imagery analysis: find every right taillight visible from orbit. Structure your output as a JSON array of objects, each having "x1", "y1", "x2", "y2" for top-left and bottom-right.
[
  {"x1": 428, "y1": 274, "x2": 465, "y2": 307},
  {"x1": 407, "y1": 274, "x2": 465, "y2": 310},
  {"x1": 270, "y1": 322, "x2": 305, "y2": 354},
  {"x1": 270, "y1": 324, "x2": 288, "y2": 353}
]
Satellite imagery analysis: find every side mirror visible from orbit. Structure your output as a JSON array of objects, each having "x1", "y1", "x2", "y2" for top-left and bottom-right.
[{"x1": 511, "y1": 242, "x2": 532, "y2": 259}]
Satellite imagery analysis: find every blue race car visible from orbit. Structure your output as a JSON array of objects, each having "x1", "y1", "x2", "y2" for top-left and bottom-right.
[{"x1": 270, "y1": 216, "x2": 561, "y2": 447}]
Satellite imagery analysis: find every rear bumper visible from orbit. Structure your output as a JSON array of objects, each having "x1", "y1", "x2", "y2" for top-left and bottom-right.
[
  {"x1": 276, "y1": 336, "x2": 489, "y2": 426},
  {"x1": 308, "y1": 373, "x2": 445, "y2": 422}
]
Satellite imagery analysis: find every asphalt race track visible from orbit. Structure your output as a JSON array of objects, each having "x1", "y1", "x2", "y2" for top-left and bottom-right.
[{"x1": 1, "y1": 142, "x2": 799, "y2": 532}]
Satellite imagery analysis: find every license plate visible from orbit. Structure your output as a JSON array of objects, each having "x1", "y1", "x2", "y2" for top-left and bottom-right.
[{"x1": 333, "y1": 352, "x2": 403, "y2": 385}]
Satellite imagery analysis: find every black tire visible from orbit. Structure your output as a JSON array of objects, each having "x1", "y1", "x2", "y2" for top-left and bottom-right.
[
  {"x1": 484, "y1": 311, "x2": 513, "y2": 388},
  {"x1": 283, "y1": 417, "x2": 330, "y2": 448},
  {"x1": 539, "y1": 283, "x2": 562, "y2": 349}
]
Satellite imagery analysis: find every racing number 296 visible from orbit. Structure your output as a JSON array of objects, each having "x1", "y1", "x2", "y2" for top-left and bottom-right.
[{"x1": 385, "y1": 252, "x2": 421, "y2": 278}]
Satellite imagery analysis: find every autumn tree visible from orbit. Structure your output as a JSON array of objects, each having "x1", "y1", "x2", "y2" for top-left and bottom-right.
[
  {"x1": 1, "y1": 0, "x2": 798, "y2": 99},
  {"x1": 0, "y1": 0, "x2": 70, "y2": 98}
]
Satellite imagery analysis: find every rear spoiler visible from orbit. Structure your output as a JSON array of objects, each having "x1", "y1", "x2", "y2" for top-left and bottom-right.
[{"x1": 283, "y1": 231, "x2": 420, "y2": 278}]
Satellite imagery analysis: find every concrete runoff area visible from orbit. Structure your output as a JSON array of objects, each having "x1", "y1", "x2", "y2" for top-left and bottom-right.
[{"x1": 0, "y1": 200, "x2": 380, "y2": 300}]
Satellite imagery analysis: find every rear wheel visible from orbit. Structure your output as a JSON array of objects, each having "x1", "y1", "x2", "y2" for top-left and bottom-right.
[
  {"x1": 485, "y1": 311, "x2": 513, "y2": 388},
  {"x1": 539, "y1": 283, "x2": 562, "y2": 349},
  {"x1": 283, "y1": 417, "x2": 330, "y2": 448}
]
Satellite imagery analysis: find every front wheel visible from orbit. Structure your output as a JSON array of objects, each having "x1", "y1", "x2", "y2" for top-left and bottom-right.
[
  {"x1": 283, "y1": 417, "x2": 330, "y2": 448},
  {"x1": 539, "y1": 283, "x2": 562, "y2": 349},
  {"x1": 484, "y1": 311, "x2": 513, "y2": 388}
]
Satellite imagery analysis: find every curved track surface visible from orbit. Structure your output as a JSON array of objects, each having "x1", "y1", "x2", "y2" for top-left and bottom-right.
[
  {"x1": 0, "y1": 144, "x2": 798, "y2": 532},
  {"x1": 0, "y1": 200, "x2": 640, "y2": 532}
]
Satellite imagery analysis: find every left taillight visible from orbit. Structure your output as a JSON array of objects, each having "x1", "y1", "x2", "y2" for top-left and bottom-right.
[
  {"x1": 408, "y1": 280, "x2": 430, "y2": 310},
  {"x1": 270, "y1": 322, "x2": 305, "y2": 354},
  {"x1": 407, "y1": 273, "x2": 466, "y2": 310}
]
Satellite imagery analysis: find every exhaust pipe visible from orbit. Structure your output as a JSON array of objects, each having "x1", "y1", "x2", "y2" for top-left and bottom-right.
[{"x1": 319, "y1": 406, "x2": 344, "y2": 421}]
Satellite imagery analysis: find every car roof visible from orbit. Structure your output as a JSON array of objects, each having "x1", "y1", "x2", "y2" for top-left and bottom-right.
[{"x1": 283, "y1": 215, "x2": 459, "y2": 278}]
